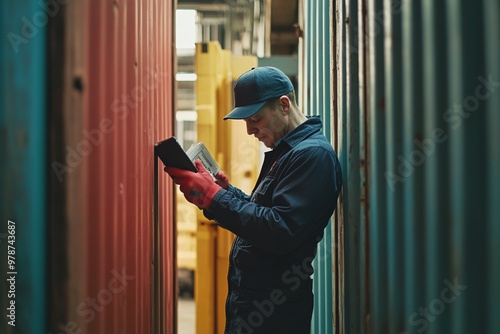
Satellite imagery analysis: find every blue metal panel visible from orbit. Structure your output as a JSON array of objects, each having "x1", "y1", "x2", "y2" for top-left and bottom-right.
[
  {"x1": 367, "y1": 0, "x2": 388, "y2": 333},
  {"x1": 382, "y1": 0, "x2": 405, "y2": 331},
  {"x1": 343, "y1": 0, "x2": 365, "y2": 333},
  {"x1": 421, "y1": 1, "x2": 453, "y2": 334},
  {"x1": 336, "y1": 0, "x2": 500, "y2": 332},
  {"x1": 401, "y1": 1, "x2": 426, "y2": 333},
  {"x1": 484, "y1": 2, "x2": 500, "y2": 333},
  {"x1": 0, "y1": 1, "x2": 47, "y2": 333},
  {"x1": 446, "y1": 0, "x2": 488, "y2": 333},
  {"x1": 302, "y1": 0, "x2": 334, "y2": 333}
]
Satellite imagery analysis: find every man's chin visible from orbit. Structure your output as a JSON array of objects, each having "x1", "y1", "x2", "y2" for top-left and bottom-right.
[
  {"x1": 256, "y1": 136, "x2": 274, "y2": 148},
  {"x1": 263, "y1": 141, "x2": 275, "y2": 149}
]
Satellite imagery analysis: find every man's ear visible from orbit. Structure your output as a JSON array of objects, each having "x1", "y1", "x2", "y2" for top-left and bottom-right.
[{"x1": 279, "y1": 95, "x2": 291, "y2": 114}]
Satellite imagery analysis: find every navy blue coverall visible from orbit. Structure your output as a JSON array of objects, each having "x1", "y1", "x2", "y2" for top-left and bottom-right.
[{"x1": 205, "y1": 116, "x2": 342, "y2": 334}]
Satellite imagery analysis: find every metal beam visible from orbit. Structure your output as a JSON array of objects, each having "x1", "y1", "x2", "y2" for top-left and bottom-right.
[
  {"x1": 177, "y1": 2, "x2": 229, "y2": 12},
  {"x1": 258, "y1": 55, "x2": 299, "y2": 76}
]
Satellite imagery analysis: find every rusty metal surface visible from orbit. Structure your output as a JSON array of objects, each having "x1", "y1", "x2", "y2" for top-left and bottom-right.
[
  {"x1": 48, "y1": 0, "x2": 176, "y2": 333},
  {"x1": 334, "y1": 0, "x2": 500, "y2": 333},
  {"x1": 83, "y1": 1, "x2": 176, "y2": 332}
]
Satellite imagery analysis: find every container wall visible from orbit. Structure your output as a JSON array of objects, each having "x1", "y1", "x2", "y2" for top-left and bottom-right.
[
  {"x1": 48, "y1": 0, "x2": 176, "y2": 333},
  {"x1": 0, "y1": 1, "x2": 47, "y2": 333},
  {"x1": 300, "y1": 0, "x2": 338, "y2": 333},
  {"x1": 335, "y1": 0, "x2": 371, "y2": 332},
  {"x1": 335, "y1": 0, "x2": 500, "y2": 333}
]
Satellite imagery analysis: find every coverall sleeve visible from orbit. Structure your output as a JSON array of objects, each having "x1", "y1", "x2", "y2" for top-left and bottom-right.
[
  {"x1": 202, "y1": 184, "x2": 250, "y2": 220},
  {"x1": 226, "y1": 184, "x2": 251, "y2": 201},
  {"x1": 209, "y1": 146, "x2": 341, "y2": 255}
]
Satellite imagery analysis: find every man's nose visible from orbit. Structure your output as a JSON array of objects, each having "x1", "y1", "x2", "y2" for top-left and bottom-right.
[{"x1": 246, "y1": 121, "x2": 256, "y2": 135}]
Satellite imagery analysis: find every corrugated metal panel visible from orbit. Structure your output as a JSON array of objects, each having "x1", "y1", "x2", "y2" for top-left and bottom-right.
[
  {"x1": 484, "y1": 2, "x2": 500, "y2": 333},
  {"x1": 300, "y1": 0, "x2": 336, "y2": 333},
  {"x1": 367, "y1": 0, "x2": 388, "y2": 332},
  {"x1": 48, "y1": 0, "x2": 176, "y2": 333},
  {"x1": 339, "y1": 0, "x2": 371, "y2": 332},
  {"x1": 0, "y1": 1, "x2": 47, "y2": 333},
  {"x1": 335, "y1": 0, "x2": 500, "y2": 333}
]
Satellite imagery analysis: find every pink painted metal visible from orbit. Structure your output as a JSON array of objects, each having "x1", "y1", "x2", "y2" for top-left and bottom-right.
[{"x1": 75, "y1": 0, "x2": 176, "y2": 332}]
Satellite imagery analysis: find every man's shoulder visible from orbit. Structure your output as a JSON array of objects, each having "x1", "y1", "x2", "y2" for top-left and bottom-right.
[{"x1": 294, "y1": 133, "x2": 335, "y2": 155}]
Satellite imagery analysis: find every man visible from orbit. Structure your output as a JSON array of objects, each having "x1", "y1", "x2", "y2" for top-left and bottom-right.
[{"x1": 166, "y1": 66, "x2": 342, "y2": 333}]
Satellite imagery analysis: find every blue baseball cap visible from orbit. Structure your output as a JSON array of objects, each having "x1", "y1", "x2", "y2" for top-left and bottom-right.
[{"x1": 224, "y1": 66, "x2": 294, "y2": 120}]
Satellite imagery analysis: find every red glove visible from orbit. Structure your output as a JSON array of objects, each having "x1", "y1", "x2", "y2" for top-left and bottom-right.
[
  {"x1": 215, "y1": 171, "x2": 230, "y2": 190},
  {"x1": 165, "y1": 160, "x2": 222, "y2": 209}
]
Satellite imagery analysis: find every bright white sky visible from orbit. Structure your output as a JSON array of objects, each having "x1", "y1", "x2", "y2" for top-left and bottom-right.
[{"x1": 176, "y1": 10, "x2": 197, "y2": 50}]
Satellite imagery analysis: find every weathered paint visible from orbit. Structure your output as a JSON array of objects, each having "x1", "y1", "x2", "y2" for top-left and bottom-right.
[
  {"x1": 334, "y1": 0, "x2": 500, "y2": 333},
  {"x1": 47, "y1": 0, "x2": 176, "y2": 333}
]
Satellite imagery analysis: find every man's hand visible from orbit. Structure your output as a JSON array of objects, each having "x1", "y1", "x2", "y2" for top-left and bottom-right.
[
  {"x1": 165, "y1": 160, "x2": 222, "y2": 209},
  {"x1": 215, "y1": 171, "x2": 230, "y2": 190}
]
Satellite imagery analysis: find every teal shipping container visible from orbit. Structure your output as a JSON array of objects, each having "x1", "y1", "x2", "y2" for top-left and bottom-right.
[
  {"x1": 301, "y1": 0, "x2": 500, "y2": 332},
  {"x1": 300, "y1": 0, "x2": 341, "y2": 333},
  {"x1": 0, "y1": 0, "x2": 48, "y2": 333}
]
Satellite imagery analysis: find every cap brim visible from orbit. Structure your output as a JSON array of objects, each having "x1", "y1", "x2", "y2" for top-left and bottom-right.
[{"x1": 223, "y1": 100, "x2": 267, "y2": 120}]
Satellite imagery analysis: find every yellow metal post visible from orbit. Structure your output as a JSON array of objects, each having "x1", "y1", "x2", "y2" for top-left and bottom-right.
[
  {"x1": 195, "y1": 42, "x2": 222, "y2": 334},
  {"x1": 214, "y1": 47, "x2": 232, "y2": 334},
  {"x1": 195, "y1": 42, "x2": 260, "y2": 334}
]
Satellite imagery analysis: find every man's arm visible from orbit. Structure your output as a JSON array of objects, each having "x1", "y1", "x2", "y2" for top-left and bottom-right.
[
  {"x1": 226, "y1": 184, "x2": 251, "y2": 201},
  {"x1": 209, "y1": 147, "x2": 341, "y2": 255}
]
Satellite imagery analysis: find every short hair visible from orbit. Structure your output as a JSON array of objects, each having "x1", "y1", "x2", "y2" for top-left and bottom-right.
[{"x1": 264, "y1": 91, "x2": 297, "y2": 109}]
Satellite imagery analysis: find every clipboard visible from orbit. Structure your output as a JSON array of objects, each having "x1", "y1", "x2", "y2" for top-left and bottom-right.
[{"x1": 154, "y1": 137, "x2": 198, "y2": 172}]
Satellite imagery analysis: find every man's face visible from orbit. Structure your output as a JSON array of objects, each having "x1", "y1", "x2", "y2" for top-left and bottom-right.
[{"x1": 244, "y1": 103, "x2": 287, "y2": 148}]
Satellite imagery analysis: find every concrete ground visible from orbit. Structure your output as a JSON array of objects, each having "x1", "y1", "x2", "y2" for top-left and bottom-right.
[{"x1": 178, "y1": 297, "x2": 195, "y2": 334}]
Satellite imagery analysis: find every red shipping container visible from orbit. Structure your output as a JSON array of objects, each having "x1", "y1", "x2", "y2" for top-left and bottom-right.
[{"x1": 48, "y1": 1, "x2": 176, "y2": 333}]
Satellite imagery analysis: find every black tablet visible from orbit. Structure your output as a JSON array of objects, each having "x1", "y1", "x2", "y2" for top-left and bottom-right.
[{"x1": 154, "y1": 137, "x2": 198, "y2": 172}]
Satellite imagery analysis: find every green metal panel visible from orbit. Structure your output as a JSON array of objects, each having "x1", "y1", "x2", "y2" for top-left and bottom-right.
[
  {"x1": 0, "y1": 1, "x2": 47, "y2": 333},
  {"x1": 484, "y1": 2, "x2": 500, "y2": 333},
  {"x1": 344, "y1": 0, "x2": 364, "y2": 331},
  {"x1": 335, "y1": 0, "x2": 500, "y2": 333},
  {"x1": 448, "y1": 1, "x2": 488, "y2": 333},
  {"x1": 367, "y1": 0, "x2": 388, "y2": 333},
  {"x1": 383, "y1": 0, "x2": 406, "y2": 330},
  {"x1": 303, "y1": 0, "x2": 334, "y2": 333},
  {"x1": 421, "y1": 1, "x2": 453, "y2": 334}
]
